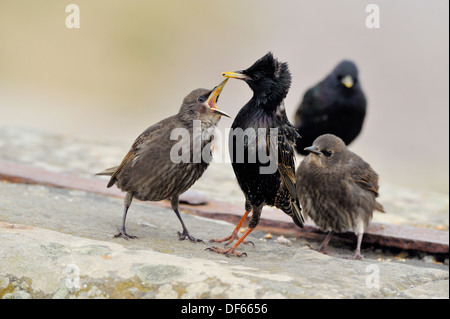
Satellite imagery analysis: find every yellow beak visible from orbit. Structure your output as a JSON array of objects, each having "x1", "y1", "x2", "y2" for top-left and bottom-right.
[
  {"x1": 207, "y1": 78, "x2": 230, "y2": 118},
  {"x1": 222, "y1": 71, "x2": 250, "y2": 81},
  {"x1": 341, "y1": 75, "x2": 354, "y2": 88}
]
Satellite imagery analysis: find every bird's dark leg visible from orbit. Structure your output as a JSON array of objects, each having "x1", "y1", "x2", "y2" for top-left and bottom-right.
[
  {"x1": 317, "y1": 231, "x2": 334, "y2": 254},
  {"x1": 208, "y1": 211, "x2": 254, "y2": 247},
  {"x1": 171, "y1": 196, "x2": 203, "y2": 243},
  {"x1": 114, "y1": 192, "x2": 138, "y2": 240},
  {"x1": 207, "y1": 205, "x2": 261, "y2": 257}
]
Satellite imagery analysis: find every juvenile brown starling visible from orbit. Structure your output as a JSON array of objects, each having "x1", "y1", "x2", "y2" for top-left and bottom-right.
[
  {"x1": 294, "y1": 60, "x2": 366, "y2": 155},
  {"x1": 296, "y1": 134, "x2": 385, "y2": 259},
  {"x1": 97, "y1": 79, "x2": 230, "y2": 241},
  {"x1": 207, "y1": 52, "x2": 305, "y2": 257}
]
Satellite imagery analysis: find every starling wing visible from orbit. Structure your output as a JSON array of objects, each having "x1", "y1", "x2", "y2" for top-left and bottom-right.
[
  {"x1": 96, "y1": 120, "x2": 167, "y2": 188},
  {"x1": 268, "y1": 108, "x2": 305, "y2": 227},
  {"x1": 348, "y1": 155, "x2": 385, "y2": 213}
]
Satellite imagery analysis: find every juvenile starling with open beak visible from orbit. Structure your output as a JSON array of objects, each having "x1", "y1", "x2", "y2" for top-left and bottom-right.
[
  {"x1": 296, "y1": 134, "x2": 385, "y2": 259},
  {"x1": 207, "y1": 52, "x2": 305, "y2": 257},
  {"x1": 294, "y1": 60, "x2": 366, "y2": 155},
  {"x1": 97, "y1": 79, "x2": 230, "y2": 241}
]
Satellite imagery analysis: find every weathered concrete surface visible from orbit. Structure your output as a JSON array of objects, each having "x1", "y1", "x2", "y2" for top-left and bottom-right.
[
  {"x1": 0, "y1": 183, "x2": 448, "y2": 299},
  {"x1": 0, "y1": 126, "x2": 448, "y2": 299}
]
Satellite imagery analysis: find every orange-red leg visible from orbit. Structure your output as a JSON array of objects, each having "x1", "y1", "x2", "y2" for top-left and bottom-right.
[
  {"x1": 206, "y1": 227, "x2": 254, "y2": 257},
  {"x1": 208, "y1": 211, "x2": 253, "y2": 246}
]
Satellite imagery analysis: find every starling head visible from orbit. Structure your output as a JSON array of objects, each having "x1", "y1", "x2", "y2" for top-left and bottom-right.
[
  {"x1": 222, "y1": 52, "x2": 291, "y2": 107},
  {"x1": 303, "y1": 134, "x2": 347, "y2": 167},
  {"x1": 331, "y1": 60, "x2": 359, "y2": 90},
  {"x1": 179, "y1": 78, "x2": 230, "y2": 122}
]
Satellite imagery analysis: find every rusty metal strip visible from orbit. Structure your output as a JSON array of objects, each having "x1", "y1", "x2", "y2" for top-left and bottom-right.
[{"x1": 0, "y1": 160, "x2": 448, "y2": 254}]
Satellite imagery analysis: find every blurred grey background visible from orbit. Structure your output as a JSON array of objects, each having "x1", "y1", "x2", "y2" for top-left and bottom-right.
[{"x1": 0, "y1": 0, "x2": 448, "y2": 194}]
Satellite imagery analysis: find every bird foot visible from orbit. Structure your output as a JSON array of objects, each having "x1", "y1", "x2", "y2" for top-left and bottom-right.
[
  {"x1": 208, "y1": 232, "x2": 255, "y2": 247},
  {"x1": 235, "y1": 240, "x2": 254, "y2": 247},
  {"x1": 345, "y1": 251, "x2": 364, "y2": 260},
  {"x1": 317, "y1": 247, "x2": 329, "y2": 255},
  {"x1": 304, "y1": 243, "x2": 328, "y2": 254},
  {"x1": 113, "y1": 228, "x2": 137, "y2": 240},
  {"x1": 208, "y1": 233, "x2": 237, "y2": 245},
  {"x1": 205, "y1": 246, "x2": 247, "y2": 258},
  {"x1": 178, "y1": 230, "x2": 204, "y2": 243}
]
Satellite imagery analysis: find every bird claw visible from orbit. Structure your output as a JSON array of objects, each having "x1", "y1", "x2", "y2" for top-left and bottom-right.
[
  {"x1": 209, "y1": 234, "x2": 255, "y2": 248},
  {"x1": 345, "y1": 252, "x2": 364, "y2": 260},
  {"x1": 113, "y1": 228, "x2": 137, "y2": 240},
  {"x1": 178, "y1": 231, "x2": 204, "y2": 243},
  {"x1": 209, "y1": 234, "x2": 235, "y2": 246},
  {"x1": 317, "y1": 247, "x2": 329, "y2": 255},
  {"x1": 224, "y1": 239, "x2": 254, "y2": 248},
  {"x1": 223, "y1": 239, "x2": 237, "y2": 247},
  {"x1": 245, "y1": 240, "x2": 255, "y2": 247},
  {"x1": 205, "y1": 246, "x2": 247, "y2": 258}
]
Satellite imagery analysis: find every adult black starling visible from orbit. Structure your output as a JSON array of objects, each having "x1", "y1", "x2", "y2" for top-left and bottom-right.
[
  {"x1": 96, "y1": 79, "x2": 230, "y2": 241},
  {"x1": 207, "y1": 52, "x2": 305, "y2": 257},
  {"x1": 294, "y1": 60, "x2": 366, "y2": 155},
  {"x1": 296, "y1": 134, "x2": 385, "y2": 259}
]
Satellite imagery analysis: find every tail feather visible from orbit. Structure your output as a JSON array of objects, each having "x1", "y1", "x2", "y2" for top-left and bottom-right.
[
  {"x1": 95, "y1": 166, "x2": 118, "y2": 188},
  {"x1": 275, "y1": 189, "x2": 305, "y2": 228},
  {"x1": 375, "y1": 201, "x2": 385, "y2": 213},
  {"x1": 95, "y1": 166, "x2": 118, "y2": 176},
  {"x1": 291, "y1": 200, "x2": 305, "y2": 228}
]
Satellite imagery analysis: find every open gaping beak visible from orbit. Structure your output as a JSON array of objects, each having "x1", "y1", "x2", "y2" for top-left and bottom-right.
[
  {"x1": 222, "y1": 70, "x2": 250, "y2": 81},
  {"x1": 341, "y1": 75, "x2": 354, "y2": 88},
  {"x1": 207, "y1": 78, "x2": 230, "y2": 118},
  {"x1": 304, "y1": 146, "x2": 322, "y2": 156}
]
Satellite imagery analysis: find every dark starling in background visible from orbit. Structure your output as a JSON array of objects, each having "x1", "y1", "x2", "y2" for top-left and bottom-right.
[
  {"x1": 96, "y1": 79, "x2": 230, "y2": 241},
  {"x1": 296, "y1": 134, "x2": 385, "y2": 259},
  {"x1": 294, "y1": 60, "x2": 366, "y2": 155},
  {"x1": 207, "y1": 52, "x2": 305, "y2": 257}
]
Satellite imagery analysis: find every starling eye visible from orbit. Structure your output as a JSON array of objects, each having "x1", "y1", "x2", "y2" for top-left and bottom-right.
[
  {"x1": 322, "y1": 150, "x2": 332, "y2": 157},
  {"x1": 253, "y1": 74, "x2": 260, "y2": 81},
  {"x1": 197, "y1": 96, "x2": 206, "y2": 102}
]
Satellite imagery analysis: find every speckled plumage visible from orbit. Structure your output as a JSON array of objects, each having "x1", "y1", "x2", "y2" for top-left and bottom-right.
[
  {"x1": 294, "y1": 60, "x2": 366, "y2": 155},
  {"x1": 207, "y1": 52, "x2": 304, "y2": 257},
  {"x1": 97, "y1": 82, "x2": 229, "y2": 241},
  {"x1": 296, "y1": 134, "x2": 384, "y2": 259}
]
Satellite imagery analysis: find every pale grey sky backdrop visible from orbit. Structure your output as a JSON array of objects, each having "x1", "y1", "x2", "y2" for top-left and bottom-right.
[{"x1": 0, "y1": 0, "x2": 448, "y2": 193}]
